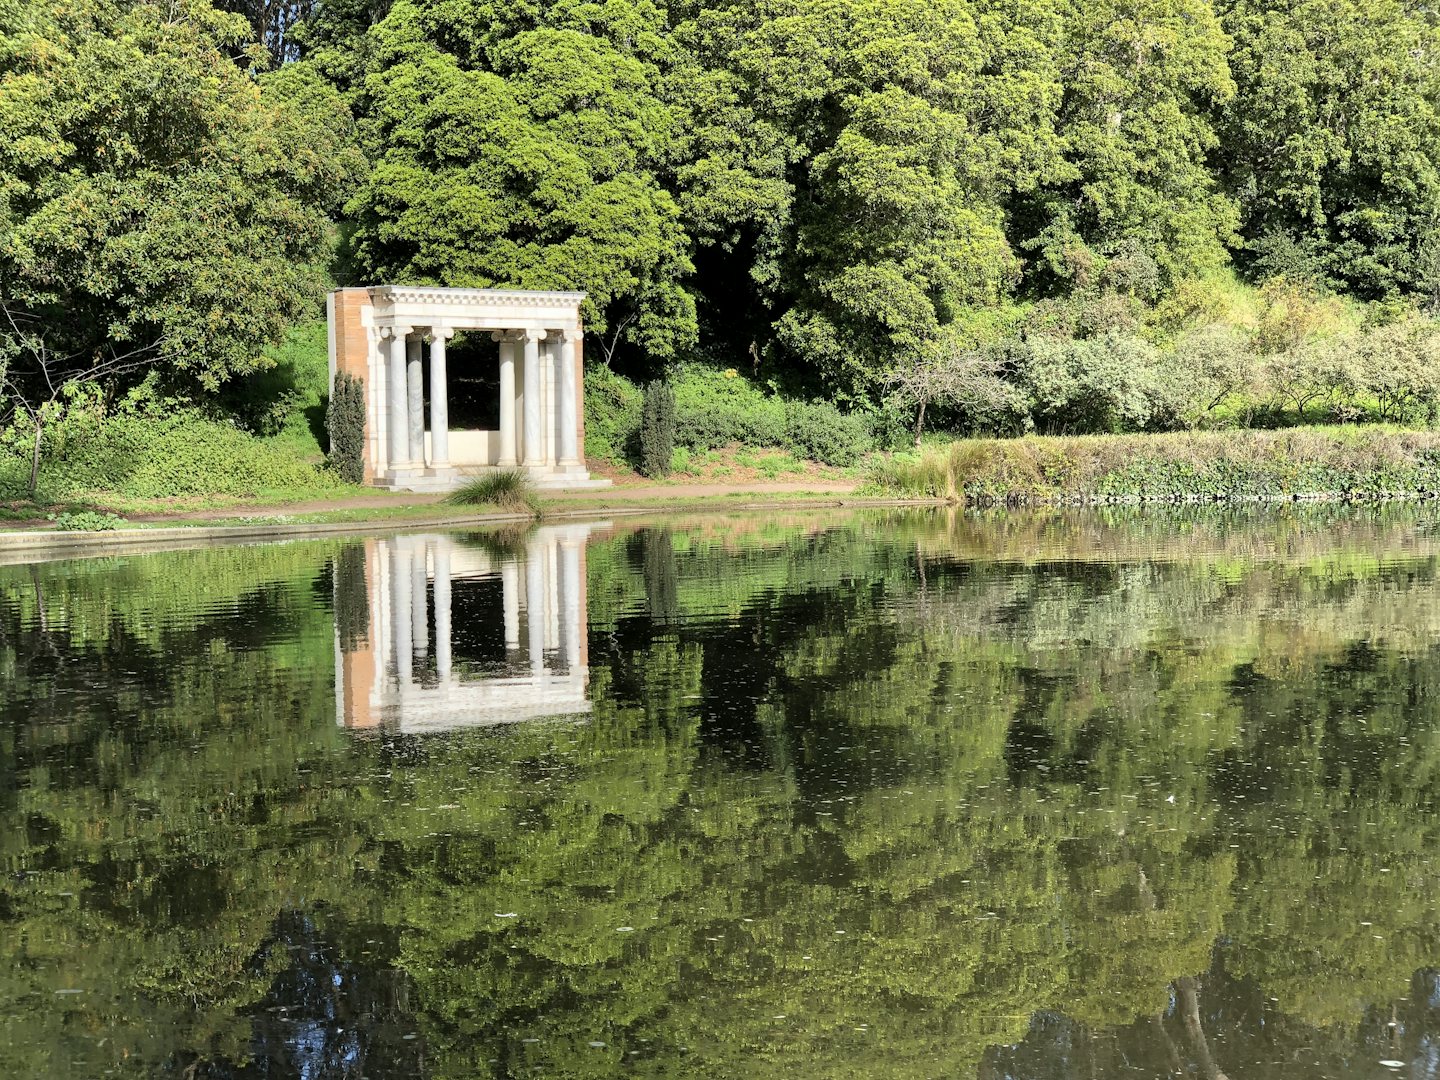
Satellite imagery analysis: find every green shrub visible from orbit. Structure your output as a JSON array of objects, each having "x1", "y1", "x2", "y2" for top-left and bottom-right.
[
  {"x1": 1015, "y1": 331, "x2": 1163, "y2": 434},
  {"x1": 326, "y1": 371, "x2": 367, "y2": 484},
  {"x1": 592, "y1": 364, "x2": 877, "y2": 466},
  {"x1": 1354, "y1": 318, "x2": 1440, "y2": 422},
  {"x1": 583, "y1": 366, "x2": 643, "y2": 465},
  {"x1": 640, "y1": 381, "x2": 676, "y2": 478},
  {"x1": 673, "y1": 366, "x2": 786, "y2": 450},
  {"x1": 0, "y1": 388, "x2": 343, "y2": 500},
  {"x1": 783, "y1": 400, "x2": 871, "y2": 465},
  {"x1": 1159, "y1": 324, "x2": 1254, "y2": 427},
  {"x1": 47, "y1": 510, "x2": 125, "y2": 531},
  {"x1": 219, "y1": 321, "x2": 331, "y2": 448},
  {"x1": 445, "y1": 470, "x2": 540, "y2": 515}
]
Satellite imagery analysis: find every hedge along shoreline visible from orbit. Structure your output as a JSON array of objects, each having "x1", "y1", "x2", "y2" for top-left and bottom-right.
[
  {"x1": 866, "y1": 427, "x2": 1440, "y2": 505},
  {"x1": 0, "y1": 403, "x2": 343, "y2": 501}
]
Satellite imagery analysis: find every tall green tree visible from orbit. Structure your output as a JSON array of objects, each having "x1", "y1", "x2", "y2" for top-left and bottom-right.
[
  {"x1": 0, "y1": 0, "x2": 362, "y2": 390},
  {"x1": 1216, "y1": 0, "x2": 1440, "y2": 299},
  {"x1": 676, "y1": 0, "x2": 1070, "y2": 400},
  {"x1": 1014, "y1": 0, "x2": 1238, "y2": 292},
  {"x1": 348, "y1": 0, "x2": 697, "y2": 365}
]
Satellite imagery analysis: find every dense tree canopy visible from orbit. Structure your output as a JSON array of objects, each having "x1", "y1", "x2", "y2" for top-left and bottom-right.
[
  {"x1": 0, "y1": 0, "x2": 361, "y2": 390},
  {"x1": 1218, "y1": 0, "x2": 1440, "y2": 299},
  {"x1": 10, "y1": 0, "x2": 1440, "y2": 417},
  {"x1": 346, "y1": 0, "x2": 697, "y2": 359},
  {"x1": 307, "y1": 0, "x2": 1440, "y2": 400}
]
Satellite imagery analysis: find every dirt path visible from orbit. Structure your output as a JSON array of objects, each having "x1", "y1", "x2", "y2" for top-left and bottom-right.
[{"x1": 119, "y1": 480, "x2": 862, "y2": 524}]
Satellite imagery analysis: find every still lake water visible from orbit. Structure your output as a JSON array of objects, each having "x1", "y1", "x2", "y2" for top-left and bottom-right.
[{"x1": 7, "y1": 507, "x2": 1440, "y2": 1078}]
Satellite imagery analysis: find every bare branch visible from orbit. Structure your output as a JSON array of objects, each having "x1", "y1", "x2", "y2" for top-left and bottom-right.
[
  {"x1": 886, "y1": 346, "x2": 1018, "y2": 445},
  {"x1": 595, "y1": 312, "x2": 636, "y2": 369},
  {"x1": 1, "y1": 299, "x2": 160, "y2": 499}
]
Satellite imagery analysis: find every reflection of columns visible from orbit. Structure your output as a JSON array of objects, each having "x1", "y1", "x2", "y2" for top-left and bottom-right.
[
  {"x1": 522, "y1": 330, "x2": 545, "y2": 466},
  {"x1": 557, "y1": 331, "x2": 580, "y2": 466},
  {"x1": 430, "y1": 330, "x2": 452, "y2": 469},
  {"x1": 433, "y1": 539, "x2": 452, "y2": 679},
  {"x1": 496, "y1": 333, "x2": 518, "y2": 468},
  {"x1": 501, "y1": 559, "x2": 521, "y2": 650},
  {"x1": 525, "y1": 550, "x2": 545, "y2": 676},
  {"x1": 560, "y1": 540, "x2": 583, "y2": 672},
  {"x1": 546, "y1": 533, "x2": 560, "y2": 651},
  {"x1": 390, "y1": 540, "x2": 412, "y2": 681},
  {"x1": 385, "y1": 327, "x2": 412, "y2": 468},
  {"x1": 407, "y1": 336, "x2": 425, "y2": 466},
  {"x1": 410, "y1": 540, "x2": 428, "y2": 662}
]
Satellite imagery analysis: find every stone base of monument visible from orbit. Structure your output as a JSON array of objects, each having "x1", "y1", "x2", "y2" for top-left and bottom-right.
[
  {"x1": 526, "y1": 465, "x2": 612, "y2": 491},
  {"x1": 376, "y1": 465, "x2": 611, "y2": 494},
  {"x1": 374, "y1": 466, "x2": 461, "y2": 494}
]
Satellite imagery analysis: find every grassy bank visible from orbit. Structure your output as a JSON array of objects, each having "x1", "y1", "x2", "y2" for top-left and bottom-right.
[
  {"x1": 866, "y1": 426, "x2": 1440, "y2": 504},
  {"x1": 0, "y1": 323, "x2": 359, "y2": 512}
]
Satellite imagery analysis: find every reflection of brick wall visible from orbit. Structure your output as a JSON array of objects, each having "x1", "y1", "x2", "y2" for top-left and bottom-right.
[
  {"x1": 329, "y1": 288, "x2": 375, "y2": 480},
  {"x1": 338, "y1": 539, "x2": 381, "y2": 728}
]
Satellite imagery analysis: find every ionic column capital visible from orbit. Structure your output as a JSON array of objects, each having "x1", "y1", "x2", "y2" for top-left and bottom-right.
[
  {"x1": 379, "y1": 324, "x2": 413, "y2": 341},
  {"x1": 520, "y1": 328, "x2": 549, "y2": 344},
  {"x1": 490, "y1": 329, "x2": 524, "y2": 344},
  {"x1": 428, "y1": 326, "x2": 456, "y2": 342}
]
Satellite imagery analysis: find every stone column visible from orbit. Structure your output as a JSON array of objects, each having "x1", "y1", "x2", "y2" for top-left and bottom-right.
[
  {"x1": 557, "y1": 331, "x2": 580, "y2": 467},
  {"x1": 407, "y1": 336, "x2": 425, "y2": 467},
  {"x1": 525, "y1": 547, "x2": 546, "y2": 676},
  {"x1": 501, "y1": 559, "x2": 521, "y2": 650},
  {"x1": 385, "y1": 327, "x2": 412, "y2": 469},
  {"x1": 410, "y1": 538, "x2": 429, "y2": 662},
  {"x1": 433, "y1": 538, "x2": 452, "y2": 679},
  {"x1": 429, "y1": 329, "x2": 453, "y2": 469},
  {"x1": 522, "y1": 330, "x2": 546, "y2": 466},
  {"x1": 543, "y1": 339, "x2": 557, "y2": 466},
  {"x1": 495, "y1": 333, "x2": 518, "y2": 468}
]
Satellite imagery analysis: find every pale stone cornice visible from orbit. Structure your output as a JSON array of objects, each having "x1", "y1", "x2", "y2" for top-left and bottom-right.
[{"x1": 369, "y1": 285, "x2": 587, "y2": 308}]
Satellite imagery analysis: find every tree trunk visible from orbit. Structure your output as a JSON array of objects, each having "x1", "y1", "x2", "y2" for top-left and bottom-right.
[
  {"x1": 28, "y1": 421, "x2": 42, "y2": 501},
  {"x1": 913, "y1": 400, "x2": 927, "y2": 448},
  {"x1": 1177, "y1": 976, "x2": 1229, "y2": 1080}
]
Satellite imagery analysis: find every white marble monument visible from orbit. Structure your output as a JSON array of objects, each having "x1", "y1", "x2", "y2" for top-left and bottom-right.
[{"x1": 327, "y1": 286, "x2": 609, "y2": 492}]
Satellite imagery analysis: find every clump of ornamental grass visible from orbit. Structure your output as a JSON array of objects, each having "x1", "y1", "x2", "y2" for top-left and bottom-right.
[{"x1": 445, "y1": 470, "x2": 541, "y2": 516}]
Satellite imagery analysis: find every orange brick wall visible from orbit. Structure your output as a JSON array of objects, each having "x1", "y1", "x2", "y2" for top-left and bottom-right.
[{"x1": 329, "y1": 288, "x2": 374, "y2": 481}]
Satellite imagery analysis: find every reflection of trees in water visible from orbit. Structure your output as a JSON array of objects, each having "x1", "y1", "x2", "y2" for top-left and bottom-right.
[
  {"x1": 332, "y1": 543, "x2": 370, "y2": 654},
  {"x1": 986, "y1": 967, "x2": 1440, "y2": 1080},
  {"x1": 10, "y1": 515, "x2": 1440, "y2": 1076},
  {"x1": 181, "y1": 910, "x2": 423, "y2": 1080}
]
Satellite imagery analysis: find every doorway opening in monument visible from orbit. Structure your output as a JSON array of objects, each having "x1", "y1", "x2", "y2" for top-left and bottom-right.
[{"x1": 439, "y1": 332, "x2": 501, "y2": 432}]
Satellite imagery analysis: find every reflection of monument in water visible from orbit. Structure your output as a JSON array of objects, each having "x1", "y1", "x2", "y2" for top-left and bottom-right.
[{"x1": 335, "y1": 523, "x2": 607, "y2": 732}]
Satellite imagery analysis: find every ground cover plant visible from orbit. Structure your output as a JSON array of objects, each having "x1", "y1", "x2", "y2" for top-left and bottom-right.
[{"x1": 0, "y1": 323, "x2": 354, "y2": 506}]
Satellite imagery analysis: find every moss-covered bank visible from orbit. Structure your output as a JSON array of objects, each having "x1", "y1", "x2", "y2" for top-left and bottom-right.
[{"x1": 867, "y1": 427, "x2": 1440, "y2": 505}]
